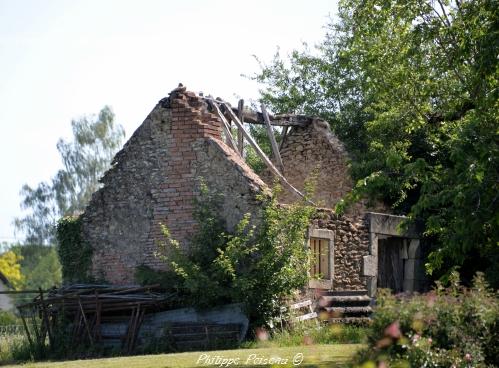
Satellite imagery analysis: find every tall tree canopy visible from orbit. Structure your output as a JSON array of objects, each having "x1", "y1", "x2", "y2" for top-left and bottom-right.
[
  {"x1": 15, "y1": 106, "x2": 125, "y2": 245},
  {"x1": 254, "y1": 0, "x2": 498, "y2": 286}
]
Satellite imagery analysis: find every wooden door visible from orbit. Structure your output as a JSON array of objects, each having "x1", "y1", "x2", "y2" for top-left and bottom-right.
[{"x1": 377, "y1": 237, "x2": 404, "y2": 293}]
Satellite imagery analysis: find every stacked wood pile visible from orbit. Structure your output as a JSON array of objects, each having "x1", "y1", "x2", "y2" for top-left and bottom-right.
[{"x1": 16, "y1": 284, "x2": 172, "y2": 353}]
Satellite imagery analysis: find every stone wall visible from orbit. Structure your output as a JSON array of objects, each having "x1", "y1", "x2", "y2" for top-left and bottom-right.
[
  {"x1": 81, "y1": 86, "x2": 268, "y2": 284},
  {"x1": 311, "y1": 209, "x2": 370, "y2": 291},
  {"x1": 261, "y1": 119, "x2": 355, "y2": 210}
]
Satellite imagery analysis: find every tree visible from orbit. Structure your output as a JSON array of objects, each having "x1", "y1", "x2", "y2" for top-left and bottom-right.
[
  {"x1": 253, "y1": 0, "x2": 498, "y2": 286},
  {"x1": 0, "y1": 250, "x2": 24, "y2": 289},
  {"x1": 11, "y1": 243, "x2": 62, "y2": 290},
  {"x1": 15, "y1": 106, "x2": 125, "y2": 245}
]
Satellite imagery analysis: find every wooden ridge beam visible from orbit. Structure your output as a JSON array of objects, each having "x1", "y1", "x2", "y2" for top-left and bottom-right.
[
  {"x1": 261, "y1": 104, "x2": 284, "y2": 174},
  {"x1": 228, "y1": 107, "x2": 312, "y2": 127}
]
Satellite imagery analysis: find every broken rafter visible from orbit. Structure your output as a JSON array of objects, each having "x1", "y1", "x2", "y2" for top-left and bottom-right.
[
  {"x1": 213, "y1": 99, "x2": 312, "y2": 204},
  {"x1": 261, "y1": 104, "x2": 284, "y2": 174},
  {"x1": 207, "y1": 99, "x2": 239, "y2": 154},
  {"x1": 237, "y1": 99, "x2": 244, "y2": 155}
]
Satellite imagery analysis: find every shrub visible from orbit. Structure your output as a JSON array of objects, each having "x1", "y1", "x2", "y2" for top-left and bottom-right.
[
  {"x1": 154, "y1": 181, "x2": 315, "y2": 327},
  {"x1": 352, "y1": 272, "x2": 499, "y2": 368}
]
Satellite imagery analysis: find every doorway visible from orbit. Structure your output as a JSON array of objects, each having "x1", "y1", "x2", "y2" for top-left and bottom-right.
[{"x1": 377, "y1": 236, "x2": 405, "y2": 293}]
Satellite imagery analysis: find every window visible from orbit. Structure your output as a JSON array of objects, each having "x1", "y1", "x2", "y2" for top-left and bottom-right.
[{"x1": 310, "y1": 237, "x2": 330, "y2": 279}]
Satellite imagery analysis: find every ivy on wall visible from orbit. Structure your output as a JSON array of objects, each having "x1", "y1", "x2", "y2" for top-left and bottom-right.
[{"x1": 56, "y1": 216, "x2": 93, "y2": 283}]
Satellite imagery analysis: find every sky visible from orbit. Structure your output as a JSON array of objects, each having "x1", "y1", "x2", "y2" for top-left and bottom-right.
[{"x1": 0, "y1": 0, "x2": 337, "y2": 244}]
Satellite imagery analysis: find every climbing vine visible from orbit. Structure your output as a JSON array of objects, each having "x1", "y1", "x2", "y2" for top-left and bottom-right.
[{"x1": 56, "y1": 216, "x2": 93, "y2": 283}]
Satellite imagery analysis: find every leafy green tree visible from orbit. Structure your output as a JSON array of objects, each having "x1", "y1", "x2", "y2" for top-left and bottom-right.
[
  {"x1": 10, "y1": 244, "x2": 62, "y2": 290},
  {"x1": 0, "y1": 250, "x2": 24, "y2": 289},
  {"x1": 253, "y1": 0, "x2": 498, "y2": 286},
  {"x1": 15, "y1": 106, "x2": 125, "y2": 245}
]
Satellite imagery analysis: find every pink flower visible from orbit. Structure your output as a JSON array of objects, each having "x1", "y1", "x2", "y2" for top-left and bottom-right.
[
  {"x1": 384, "y1": 321, "x2": 402, "y2": 339},
  {"x1": 412, "y1": 334, "x2": 420, "y2": 343},
  {"x1": 465, "y1": 353, "x2": 472, "y2": 361},
  {"x1": 428, "y1": 337, "x2": 432, "y2": 344},
  {"x1": 255, "y1": 327, "x2": 269, "y2": 341}
]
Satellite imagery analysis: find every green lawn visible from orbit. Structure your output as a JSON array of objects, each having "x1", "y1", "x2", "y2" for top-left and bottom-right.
[{"x1": 4, "y1": 344, "x2": 362, "y2": 368}]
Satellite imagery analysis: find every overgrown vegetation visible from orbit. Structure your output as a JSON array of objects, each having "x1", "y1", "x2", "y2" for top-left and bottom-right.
[
  {"x1": 243, "y1": 323, "x2": 367, "y2": 349},
  {"x1": 352, "y1": 272, "x2": 499, "y2": 367},
  {"x1": 244, "y1": 124, "x2": 281, "y2": 175},
  {"x1": 0, "y1": 250, "x2": 24, "y2": 289},
  {"x1": 253, "y1": 0, "x2": 499, "y2": 287},
  {"x1": 0, "y1": 315, "x2": 121, "y2": 363},
  {"x1": 56, "y1": 216, "x2": 93, "y2": 283},
  {"x1": 11, "y1": 244, "x2": 62, "y2": 290},
  {"x1": 141, "y1": 181, "x2": 315, "y2": 327}
]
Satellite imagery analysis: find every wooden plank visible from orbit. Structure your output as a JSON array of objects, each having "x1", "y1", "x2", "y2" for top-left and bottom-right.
[
  {"x1": 77, "y1": 296, "x2": 94, "y2": 346},
  {"x1": 237, "y1": 99, "x2": 244, "y2": 155},
  {"x1": 291, "y1": 299, "x2": 312, "y2": 310},
  {"x1": 94, "y1": 292, "x2": 101, "y2": 342},
  {"x1": 208, "y1": 100, "x2": 239, "y2": 153},
  {"x1": 39, "y1": 288, "x2": 53, "y2": 347},
  {"x1": 219, "y1": 101, "x2": 312, "y2": 203},
  {"x1": 295, "y1": 312, "x2": 318, "y2": 322},
  {"x1": 261, "y1": 104, "x2": 284, "y2": 174},
  {"x1": 228, "y1": 108, "x2": 311, "y2": 127}
]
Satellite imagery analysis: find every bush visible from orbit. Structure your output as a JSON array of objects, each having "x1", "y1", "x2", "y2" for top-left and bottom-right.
[
  {"x1": 154, "y1": 181, "x2": 315, "y2": 327},
  {"x1": 352, "y1": 272, "x2": 499, "y2": 368}
]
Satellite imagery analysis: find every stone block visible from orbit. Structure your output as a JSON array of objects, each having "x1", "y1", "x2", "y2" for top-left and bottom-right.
[{"x1": 362, "y1": 255, "x2": 377, "y2": 276}]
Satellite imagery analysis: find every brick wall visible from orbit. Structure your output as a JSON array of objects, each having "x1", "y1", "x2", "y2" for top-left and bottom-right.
[{"x1": 81, "y1": 86, "x2": 268, "y2": 284}]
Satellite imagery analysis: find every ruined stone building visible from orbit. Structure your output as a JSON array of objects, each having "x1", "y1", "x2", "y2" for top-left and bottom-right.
[{"x1": 80, "y1": 85, "x2": 428, "y2": 312}]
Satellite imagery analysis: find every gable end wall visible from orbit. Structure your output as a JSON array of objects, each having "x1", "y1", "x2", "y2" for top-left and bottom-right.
[{"x1": 81, "y1": 88, "x2": 268, "y2": 284}]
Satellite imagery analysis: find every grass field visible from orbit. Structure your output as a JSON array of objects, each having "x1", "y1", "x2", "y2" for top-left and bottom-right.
[{"x1": 3, "y1": 344, "x2": 362, "y2": 368}]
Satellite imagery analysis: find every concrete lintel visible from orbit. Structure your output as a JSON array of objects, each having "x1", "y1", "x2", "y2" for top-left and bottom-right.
[{"x1": 367, "y1": 212, "x2": 419, "y2": 238}]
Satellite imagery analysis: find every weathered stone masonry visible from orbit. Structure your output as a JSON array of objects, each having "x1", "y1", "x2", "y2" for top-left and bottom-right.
[
  {"x1": 259, "y1": 118, "x2": 372, "y2": 291},
  {"x1": 263, "y1": 119, "x2": 353, "y2": 209},
  {"x1": 81, "y1": 87, "x2": 268, "y2": 284},
  {"x1": 81, "y1": 85, "x2": 426, "y2": 296},
  {"x1": 311, "y1": 210, "x2": 370, "y2": 291}
]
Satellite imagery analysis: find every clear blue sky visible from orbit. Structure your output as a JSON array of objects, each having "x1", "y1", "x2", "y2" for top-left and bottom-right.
[{"x1": 0, "y1": 0, "x2": 337, "y2": 243}]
